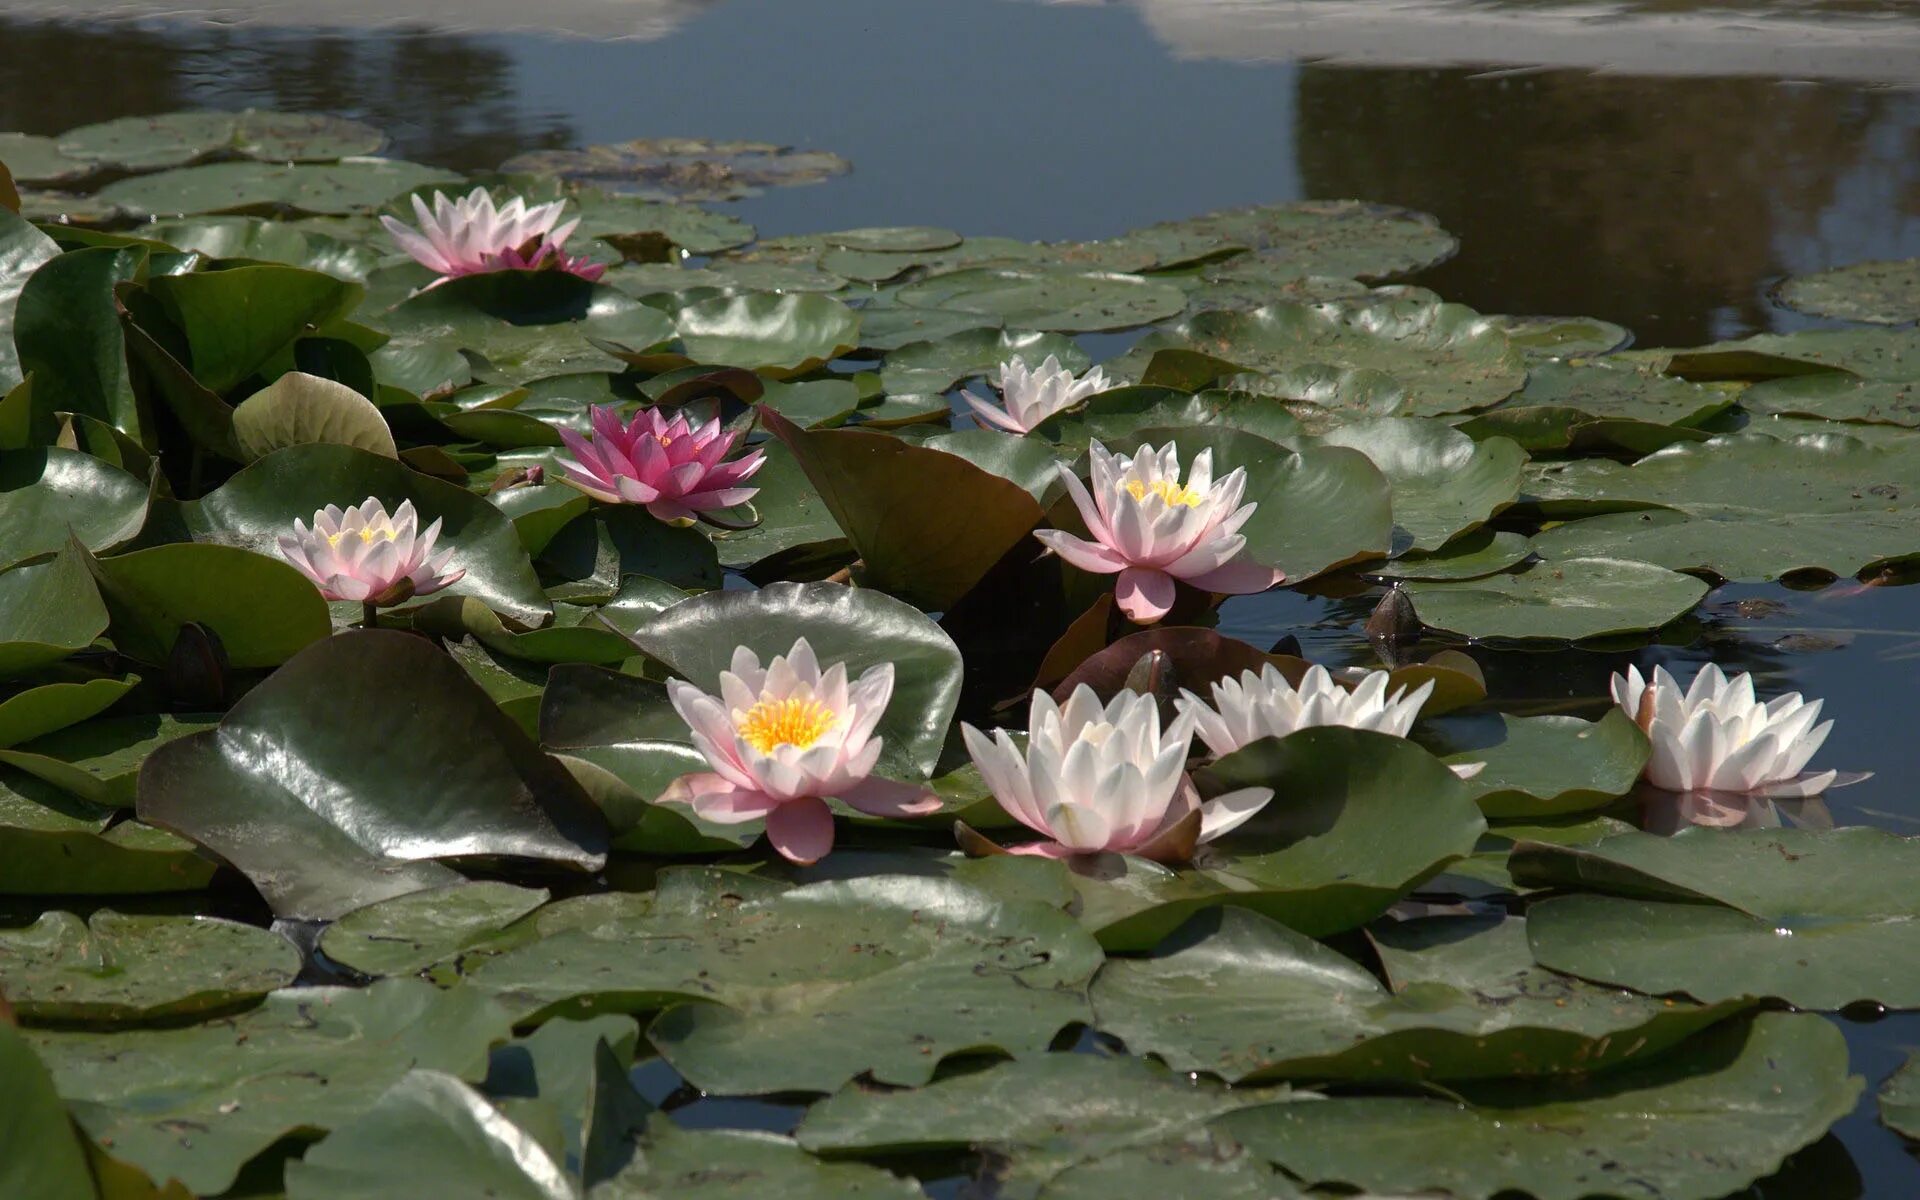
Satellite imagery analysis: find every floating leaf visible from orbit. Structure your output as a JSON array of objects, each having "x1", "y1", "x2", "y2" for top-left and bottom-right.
[
  {"x1": 0, "y1": 910, "x2": 298, "y2": 1024},
  {"x1": 1774, "y1": 257, "x2": 1920, "y2": 326},
  {"x1": 97, "y1": 159, "x2": 464, "y2": 218},
  {"x1": 137, "y1": 630, "x2": 607, "y2": 920},
  {"x1": 593, "y1": 1123, "x2": 925, "y2": 1199},
  {"x1": 0, "y1": 448, "x2": 149, "y2": 570},
  {"x1": 1141, "y1": 200, "x2": 1456, "y2": 281},
  {"x1": 318, "y1": 881, "x2": 550, "y2": 978},
  {"x1": 0, "y1": 208, "x2": 61, "y2": 391},
  {"x1": 1415, "y1": 711, "x2": 1649, "y2": 818},
  {"x1": 1294, "y1": 416, "x2": 1525, "y2": 552},
  {"x1": 502, "y1": 139, "x2": 851, "y2": 202},
  {"x1": 882, "y1": 327, "x2": 1088, "y2": 395},
  {"x1": 1743, "y1": 374, "x2": 1920, "y2": 427},
  {"x1": 1518, "y1": 828, "x2": 1920, "y2": 1009},
  {"x1": 0, "y1": 712, "x2": 213, "y2": 809},
  {"x1": 58, "y1": 111, "x2": 241, "y2": 171},
  {"x1": 0, "y1": 769, "x2": 214, "y2": 895},
  {"x1": 1216, "y1": 1013, "x2": 1857, "y2": 1200},
  {"x1": 1456, "y1": 359, "x2": 1731, "y2": 454},
  {"x1": 25, "y1": 979, "x2": 511, "y2": 1195},
  {"x1": 571, "y1": 195, "x2": 755, "y2": 255},
  {"x1": 671, "y1": 291, "x2": 860, "y2": 376},
  {"x1": 897, "y1": 267, "x2": 1187, "y2": 333},
  {"x1": 1373, "y1": 529, "x2": 1533, "y2": 581},
  {"x1": 1405, "y1": 556, "x2": 1708, "y2": 641},
  {"x1": 1880, "y1": 1053, "x2": 1920, "y2": 1141},
  {"x1": 84, "y1": 541, "x2": 333, "y2": 668},
  {"x1": 1490, "y1": 313, "x2": 1633, "y2": 357},
  {"x1": 1091, "y1": 908, "x2": 1744, "y2": 1083},
  {"x1": 0, "y1": 545, "x2": 109, "y2": 678},
  {"x1": 0, "y1": 132, "x2": 92, "y2": 185}
]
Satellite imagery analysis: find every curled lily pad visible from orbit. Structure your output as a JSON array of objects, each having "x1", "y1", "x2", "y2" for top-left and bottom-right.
[
  {"x1": 468, "y1": 871, "x2": 1103, "y2": 1094},
  {"x1": 897, "y1": 267, "x2": 1187, "y2": 333},
  {"x1": 82, "y1": 541, "x2": 334, "y2": 668},
  {"x1": 0, "y1": 910, "x2": 298, "y2": 1024},
  {"x1": 1215, "y1": 1013, "x2": 1858, "y2": 1200},
  {"x1": 0, "y1": 448, "x2": 149, "y2": 569},
  {"x1": 231, "y1": 370, "x2": 397, "y2": 460},
  {"x1": 137, "y1": 630, "x2": 608, "y2": 920},
  {"x1": 1414, "y1": 710, "x2": 1649, "y2": 818},
  {"x1": 0, "y1": 712, "x2": 214, "y2": 809},
  {"x1": 25, "y1": 979, "x2": 511, "y2": 1195},
  {"x1": 1293, "y1": 416, "x2": 1525, "y2": 552},
  {"x1": 1090, "y1": 908, "x2": 1745, "y2": 1083},
  {"x1": 1773, "y1": 257, "x2": 1920, "y2": 326},
  {"x1": 501, "y1": 139, "x2": 851, "y2": 202},
  {"x1": 1517, "y1": 828, "x2": 1920, "y2": 1009},
  {"x1": 1374, "y1": 529, "x2": 1533, "y2": 581},
  {"x1": 1405, "y1": 556, "x2": 1708, "y2": 642},
  {"x1": 0, "y1": 209, "x2": 61, "y2": 392}
]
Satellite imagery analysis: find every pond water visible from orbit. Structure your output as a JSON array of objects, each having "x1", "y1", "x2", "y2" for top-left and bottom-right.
[{"x1": 5, "y1": 2, "x2": 1920, "y2": 1196}]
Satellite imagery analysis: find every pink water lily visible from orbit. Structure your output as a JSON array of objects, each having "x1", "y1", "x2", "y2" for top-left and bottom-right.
[
  {"x1": 1612, "y1": 663, "x2": 1868, "y2": 799},
  {"x1": 1035, "y1": 440, "x2": 1285, "y2": 624},
  {"x1": 277, "y1": 497, "x2": 464, "y2": 605},
  {"x1": 960, "y1": 685, "x2": 1274, "y2": 861},
  {"x1": 381, "y1": 188, "x2": 606, "y2": 287},
  {"x1": 661, "y1": 638, "x2": 940, "y2": 865},
  {"x1": 557, "y1": 405, "x2": 766, "y2": 525}
]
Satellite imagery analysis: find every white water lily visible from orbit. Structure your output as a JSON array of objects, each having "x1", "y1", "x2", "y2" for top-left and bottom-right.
[
  {"x1": 1035, "y1": 440, "x2": 1285, "y2": 624},
  {"x1": 276, "y1": 497, "x2": 463, "y2": 606},
  {"x1": 381, "y1": 187, "x2": 604, "y2": 287},
  {"x1": 962, "y1": 354, "x2": 1109, "y2": 434},
  {"x1": 1176, "y1": 663, "x2": 1483, "y2": 779},
  {"x1": 960, "y1": 685, "x2": 1274, "y2": 859},
  {"x1": 661, "y1": 638, "x2": 938, "y2": 865},
  {"x1": 1611, "y1": 663, "x2": 1866, "y2": 798}
]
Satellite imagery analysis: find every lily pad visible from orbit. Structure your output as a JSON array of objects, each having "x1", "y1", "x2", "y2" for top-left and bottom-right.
[
  {"x1": 1490, "y1": 313, "x2": 1633, "y2": 357},
  {"x1": 58, "y1": 111, "x2": 242, "y2": 171},
  {"x1": 671, "y1": 291, "x2": 860, "y2": 376},
  {"x1": 1456, "y1": 359, "x2": 1732, "y2": 454},
  {"x1": 0, "y1": 545, "x2": 109, "y2": 678},
  {"x1": 0, "y1": 448, "x2": 149, "y2": 570},
  {"x1": 881, "y1": 327, "x2": 1089, "y2": 395},
  {"x1": 0, "y1": 769, "x2": 216, "y2": 895},
  {"x1": 1879, "y1": 1053, "x2": 1920, "y2": 1141},
  {"x1": 1214, "y1": 1013, "x2": 1858, "y2": 1200},
  {"x1": 0, "y1": 208, "x2": 61, "y2": 392},
  {"x1": 1741, "y1": 373, "x2": 1920, "y2": 426},
  {"x1": 232, "y1": 370, "x2": 397, "y2": 460},
  {"x1": 1140, "y1": 200, "x2": 1456, "y2": 281},
  {"x1": 1774, "y1": 257, "x2": 1920, "y2": 326},
  {"x1": 0, "y1": 910, "x2": 298, "y2": 1024},
  {"x1": 1415, "y1": 711, "x2": 1649, "y2": 817},
  {"x1": 136, "y1": 630, "x2": 607, "y2": 920},
  {"x1": 823, "y1": 226, "x2": 961, "y2": 253},
  {"x1": 571, "y1": 195, "x2": 755, "y2": 255},
  {"x1": 1517, "y1": 827, "x2": 1920, "y2": 1009},
  {"x1": 501, "y1": 139, "x2": 851, "y2": 202},
  {"x1": 1090, "y1": 908, "x2": 1744, "y2": 1083},
  {"x1": 0, "y1": 712, "x2": 215, "y2": 809},
  {"x1": 25, "y1": 979, "x2": 512, "y2": 1194},
  {"x1": 1651, "y1": 327, "x2": 1920, "y2": 381},
  {"x1": 628, "y1": 580, "x2": 963, "y2": 779},
  {"x1": 1373, "y1": 529, "x2": 1533, "y2": 581},
  {"x1": 1293, "y1": 417, "x2": 1525, "y2": 552},
  {"x1": 1405, "y1": 556, "x2": 1709, "y2": 641},
  {"x1": 896, "y1": 268, "x2": 1187, "y2": 333},
  {"x1": 97, "y1": 159, "x2": 464, "y2": 218},
  {"x1": 84, "y1": 541, "x2": 333, "y2": 668},
  {"x1": 593, "y1": 1123, "x2": 926, "y2": 1199},
  {"x1": 0, "y1": 132, "x2": 92, "y2": 185},
  {"x1": 468, "y1": 871, "x2": 1103, "y2": 1094},
  {"x1": 1532, "y1": 507, "x2": 1920, "y2": 582},
  {"x1": 1128, "y1": 297, "x2": 1527, "y2": 417},
  {"x1": 318, "y1": 881, "x2": 551, "y2": 978}
]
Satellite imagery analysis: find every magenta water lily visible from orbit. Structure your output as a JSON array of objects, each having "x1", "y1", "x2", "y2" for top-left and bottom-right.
[{"x1": 557, "y1": 405, "x2": 766, "y2": 524}]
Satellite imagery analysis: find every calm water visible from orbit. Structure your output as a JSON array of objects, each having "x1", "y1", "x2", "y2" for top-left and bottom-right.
[{"x1": 6, "y1": 2, "x2": 1920, "y2": 1195}]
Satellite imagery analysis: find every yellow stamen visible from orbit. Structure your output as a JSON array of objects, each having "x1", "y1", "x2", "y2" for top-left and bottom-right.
[
  {"x1": 326, "y1": 526, "x2": 399, "y2": 548},
  {"x1": 738, "y1": 696, "x2": 836, "y2": 754},
  {"x1": 658, "y1": 434, "x2": 674, "y2": 447},
  {"x1": 1124, "y1": 478, "x2": 1204, "y2": 508}
]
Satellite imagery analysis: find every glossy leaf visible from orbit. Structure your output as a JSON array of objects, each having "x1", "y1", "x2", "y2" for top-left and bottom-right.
[{"x1": 0, "y1": 910, "x2": 298, "y2": 1024}]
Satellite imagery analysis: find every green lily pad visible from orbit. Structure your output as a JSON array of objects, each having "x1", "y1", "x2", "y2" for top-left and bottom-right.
[
  {"x1": 1489, "y1": 313, "x2": 1633, "y2": 357},
  {"x1": 0, "y1": 1022, "x2": 101, "y2": 1200},
  {"x1": 0, "y1": 448, "x2": 149, "y2": 570},
  {"x1": 593, "y1": 1123, "x2": 926, "y2": 1199},
  {"x1": 286, "y1": 1070, "x2": 573, "y2": 1200},
  {"x1": 468, "y1": 871, "x2": 1103, "y2": 1094},
  {"x1": 1517, "y1": 827, "x2": 1920, "y2": 1009},
  {"x1": 58, "y1": 111, "x2": 242, "y2": 171},
  {"x1": 1456, "y1": 359, "x2": 1732, "y2": 454},
  {"x1": 141, "y1": 216, "x2": 377, "y2": 280},
  {"x1": 0, "y1": 208, "x2": 61, "y2": 392},
  {"x1": 184, "y1": 442, "x2": 550, "y2": 628},
  {"x1": 0, "y1": 712, "x2": 214, "y2": 809},
  {"x1": 1532, "y1": 507, "x2": 1920, "y2": 582},
  {"x1": 1180, "y1": 259, "x2": 1372, "y2": 315},
  {"x1": 13, "y1": 244, "x2": 146, "y2": 441},
  {"x1": 1650, "y1": 327, "x2": 1920, "y2": 381},
  {"x1": 231, "y1": 369, "x2": 396, "y2": 460},
  {"x1": 1293, "y1": 417, "x2": 1525, "y2": 552},
  {"x1": 1035, "y1": 386, "x2": 1299, "y2": 449},
  {"x1": 0, "y1": 769, "x2": 214, "y2": 895},
  {"x1": 1414, "y1": 711, "x2": 1649, "y2": 818},
  {"x1": 25, "y1": 979, "x2": 511, "y2": 1195},
  {"x1": 97, "y1": 159, "x2": 464, "y2": 218},
  {"x1": 0, "y1": 910, "x2": 298, "y2": 1024},
  {"x1": 0, "y1": 674, "x2": 135, "y2": 750},
  {"x1": 1774, "y1": 257, "x2": 1920, "y2": 326},
  {"x1": 671, "y1": 292, "x2": 860, "y2": 376},
  {"x1": 233, "y1": 110, "x2": 388, "y2": 162},
  {"x1": 84, "y1": 541, "x2": 333, "y2": 668},
  {"x1": 897, "y1": 267, "x2": 1187, "y2": 333},
  {"x1": 1879, "y1": 1053, "x2": 1920, "y2": 1141},
  {"x1": 1741, "y1": 373, "x2": 1920, "y2": 426},
  {"x1": 628, "y1": 580, "x2": 962, "y2": 779},
  {"x1": 572, "y1": 195, "x2": 755, "y2": 256},
  {"x1": 823, "y1": 226, "x2": 961, "y2": 253},
  {"x1": 763, "y1": 410, "x2": 1046, "y2": 610},
  {"x1": 0, "y1": 545, "x2": 108, "y2": 678},
  {"x1": 0, "y1": 132, "x2": 93, "y2": 185},
  {"x1": 1090, "y1": 908, "x2": 1744, "y2": 1083},
  {"x1": 1404, "y1": 556, "x2": 1708, "y2": 641},
  {"x1": 318, "y1": 881, "x2": 551, "y2": 978},
  {"x1": 1214, "y1": 1013, "x2": 1858, "y2": 1200},
  {"x1": 143, "y1": 262, "x2": 362, "y2": 395},
  {"x1": 797, "y1": 1053, "x2": 1292, "y2": 1200},
  {"x1": 881, "y1": 327, "x2": 1089, "y2": 395},
  {"x1": 500, "y1": 139, "x2": 851, "y2": 203},
  {"x1": 1140, "y1": 200, "x2": 1456, "y2": 281},
  {"x1": 136, "y1": 630, "x2": 607, "y2": 920},
  {"x1": 1128, "y1": 297, "x2": 1527, "y2": 417},
  {"x1": 1373, "y1": 529, "x2": 1533, "y2": 581}
]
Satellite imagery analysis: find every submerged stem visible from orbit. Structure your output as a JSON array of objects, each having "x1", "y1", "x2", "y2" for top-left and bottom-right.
[{"x1": 361, "y1": 602, "x2": 380, "y2": 630}]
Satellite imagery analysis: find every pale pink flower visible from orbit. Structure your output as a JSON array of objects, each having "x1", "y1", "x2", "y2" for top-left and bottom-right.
[
  {"x1": 381, "y1": 188, "x2": 606, "y2": 287},
  {"x1": 1612, "y1": 663, "x2": 1868, "y2": 799},
  {"x1": 960, "y1": 685, "x2": 1274, "y2": 860},
  {"x1": 661, "y1": 639, "x2": 940, "y2": 864},
  {"x1": 557, "y1": 405, "x2": 766, "y2": 524},
  {"x1": 1035, "y1": 440, "x2": 1285, "y2": 624},
  {"x1": 963, "y1": 355, "x2": 1109, "y2": 434},
  {"x1": 277, "y1": 497, "x2": 464, "y2": 605}
]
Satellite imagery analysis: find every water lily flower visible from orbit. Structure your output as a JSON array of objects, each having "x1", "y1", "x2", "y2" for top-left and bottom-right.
[
  {"x1": 381, "y1": 187, "x2": 606, "y2": 286},
  {"x1": 1176, "y1": 662, "x2": 1482, "y2": 778},
  {"x1": 557, "y1": 405, "x2": 766, "y2": 524},
  {"x1": 1611, "y1": 663, "x2": 1867, "y2": 798},
  {"x1": 960, "y1": 685, "x2": 1274, "y2": 860},
  {"x1": 962, "y1": 354, "x2": 1109, "y2": 434},
  {"x1": 660, "y1": 638, "x2": 940, "y2": 865},
  {"x1": 1035, "y1": 440, "x2": 1286, "y2": 624},
  {"x1": 277, "y1": 497, "x2": 464, "y2": 605}
]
